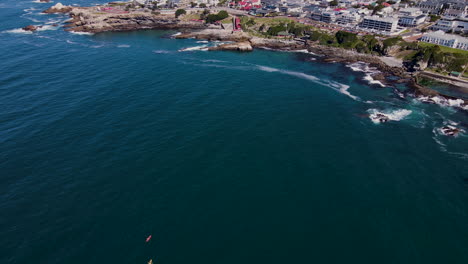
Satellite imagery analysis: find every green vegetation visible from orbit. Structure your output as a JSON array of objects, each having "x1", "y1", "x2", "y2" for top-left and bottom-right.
[
  {"x1": 199, "y1": 3, "x2": 207, "y2": 8},
  {"x1": 418, "y1": 42, "x2": 468, "y2": 55},
  {"x1": 190, "y1": 2, "x2": 197, "y2": 7},
  {"x1": 175, "y1": 9, "x2": 186, "y2": 18},
  {"x1": 217, "y1": 0, "x2": 228, "y2": 6},
  {"x1": 263, "y1": 21, "x2": 311, "y2": 37},
  {"x1": 335, "y1": 31, "x2": 359, "y2": 48},
  {"x1": 304, "y1": 29, "x2": 468, "y2": 74},
  {"x1": 429, "y1": 14, "x2": 441, "y2": 22},
  {"x1": 266, "y1": 24, "x2": 287, "y2": 36},
  {"x1": 404, "y1": 43, "x2": 468, "y2": 72},
  {"x1": 205, "y1": 10, "x2": 229, "y2": 23},
  {"x1": 220, "y1": 15, "x2": 468, "y2": 75}
]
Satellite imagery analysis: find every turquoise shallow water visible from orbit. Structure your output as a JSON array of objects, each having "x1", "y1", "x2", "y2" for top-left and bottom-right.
[{"x1": 1, "y1": 1, "x2": 468, "y2": 264}]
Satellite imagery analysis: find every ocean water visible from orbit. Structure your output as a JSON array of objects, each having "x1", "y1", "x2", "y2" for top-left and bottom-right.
[{"x1": 1, "y1": 1, "x2": 468, "y2": 264}]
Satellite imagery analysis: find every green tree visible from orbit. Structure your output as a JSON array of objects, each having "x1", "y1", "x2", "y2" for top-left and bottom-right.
[
  {"x1": 362, "y1": 34, "x2": 381, "y2": 53},
  {"x1": 266, "y1": 23, "x2": 287, "y2": 36},
  {"x1": 429, "y1": 14, "x2": 441, "y2": 22},
  {"x1": 205, "y1": 10, "x2": 229, "y2": 23},
  {"x1": 217, "y1": 10, "x2": 229, "y2": 20},
  {"x1": 190, "y1": 2, "x2": 197, "y2": 7},
  {"x1": 330, "y1": 0, "x2": 338, "y2": 6},
  {"x1": 355, "y1": 41, "x2": 368, "y2": 53},
  {"x1": 200, "y1": 8, "x2": 210, "y2": 19},
  {"x1": 199, "y1": 3, "x2": 207, "y2": 8},
  {"x1": 372, "y1": 4, "x2": 384, "y2": 15},
  {"x1": 335, "y1": 31, "x2": 358, "y2": 48},
  {"x1": 175, "y1": 9, "x2": 186, "y2": 18},
  {"x1": 309, "y1": 30, "x2": 322, "y2": 41}
]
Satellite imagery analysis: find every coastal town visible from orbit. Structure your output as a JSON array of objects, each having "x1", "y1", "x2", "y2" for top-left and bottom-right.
[
  {"x1": 37, "y1": 0, "x2": 468, "y2": 82},
  {"x1": 105, "y1": 0, "x2": 468, "y2": 50},
  {"x1": 32, "y1": 0, "x2": 467, "y2": 128}
]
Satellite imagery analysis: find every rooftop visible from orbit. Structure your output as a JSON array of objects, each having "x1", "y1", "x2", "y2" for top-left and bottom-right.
[{"x1": 424, "y1": 30, "x2": 468, "y2": 43}]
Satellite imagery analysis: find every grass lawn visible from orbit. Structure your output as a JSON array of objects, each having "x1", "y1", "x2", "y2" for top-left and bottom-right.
[
  {"x1": 418, "y1": 42, "x2": 468, "y2": 55},
  {"x1": 251, "y1": 17, "x2": 295, "y2": 25},
  {"x1": 180, "y1": 13, "x2": 202, "y2": 21},
  {"x1": 221, "y1": 16, "x2": 232, "y2": 24}
]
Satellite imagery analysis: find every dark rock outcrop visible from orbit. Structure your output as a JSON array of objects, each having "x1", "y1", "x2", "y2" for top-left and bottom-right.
[{"x1": 22, "y1": 25, "x2": 39, "y2": 32}]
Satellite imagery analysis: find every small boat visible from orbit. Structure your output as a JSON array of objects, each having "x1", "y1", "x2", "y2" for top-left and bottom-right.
[{"x1": 146, "y1": 235, "x2": 152, "y2": 242}]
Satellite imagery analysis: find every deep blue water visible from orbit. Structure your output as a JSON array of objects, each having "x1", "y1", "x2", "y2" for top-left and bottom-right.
[{"x1": 1, "y1": 1, "x2": 468, "y2": 264}]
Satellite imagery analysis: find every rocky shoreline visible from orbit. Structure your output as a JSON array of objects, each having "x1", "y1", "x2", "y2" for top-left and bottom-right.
[{"x1": 41, "y1": 3, "x2": 467, "y2": 109}]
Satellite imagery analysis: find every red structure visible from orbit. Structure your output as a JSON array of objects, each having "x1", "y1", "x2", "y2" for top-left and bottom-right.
[{"x1": 233, "y1": 17, "x2": 242, "y2": 31}]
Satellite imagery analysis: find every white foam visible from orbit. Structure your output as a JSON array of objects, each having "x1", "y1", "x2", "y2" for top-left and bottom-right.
[
  {"x1": 117, "y1": 44, "x2": 130, "y2": 48},
  {"x1": 3, "y1": 28, "x2": 33, "y2": 34},
  {"x1": 32, "y1": 0, "x2": 53, "y2": 3},
  {"x1": 363, "y1": 73, "x2": 385, "y2": 87},
  {"x1": 347, "y1": 62, "x2": 369, "y2": 72},
  {"x1": 367, "y1": 108, "x2": 412, "y2": 124},
  {"x1": 171, "y1": 32, "x2": 181, "y2": 37},
  {"x1": 69, "y1": 31, "x2": 94, "y2": 35},
  {"x1": 202, "y1": 59, "x2": 226, "y2": 63},
  {"x1": 178, "y1": 45, "x2": 209, "y2": 52},
  {"x1": 417, "y1": 95, "x2": 468, "y2": 111},
  {"x1": 257, "y1": 65, "x2": 279, "y2": 72},
  {"x1": 256, "y1": 65, "x2": 359, "y2": 101},
  {"x1": 330, "y1": 82, "x2": 358, "y2": 101},
  {"x1": 196, "y1": 40, "x2": 209, "y2": 43},
  {"x1": 153, "y1": 50, "x2": 170, "y2": 54},
  {"x1": 36, "y1": 25, "x2": 57, "y2": 31}
]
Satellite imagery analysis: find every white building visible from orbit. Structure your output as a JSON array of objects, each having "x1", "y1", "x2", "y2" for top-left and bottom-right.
[
  {"x1": 431, "y1": 18, "x2": 468, "y2": 33},
  {"x1": 421, "y1": 30, "x2": 468, "y2": 50},
  {"x1": 443, "y1": 3, "x2": 468, "y2": 18},
  {"x1": 417, "y1": 1, "x2": 443, "y2": 14},
  {"x1": 360, "y1": 16, "x2": 398, "y2": 32},
  {"x1": 399, "y1": 7, "x2": 423, "y2": 17},
  {"x1": 336, "y1": 10, "x2": 362, "y2": 25},
  {"x1": 398, "y1": 14, "x2": 427, "y2": 27},
  {"x1": 195, "y1": 0, "x2": 220, "y2": 6}
]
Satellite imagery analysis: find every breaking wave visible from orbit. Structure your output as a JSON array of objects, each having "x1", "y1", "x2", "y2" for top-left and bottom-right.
[
  {"x1": 367, "y1": 108, "x2": 412, "y2": 124},
  {"x1": 2, "y1": 28, "x2": 33, "y2": 34},
  {"x1": 178, "y1": 45, "x2": 209, "y2": 52},
  {"x1": 69, "y1": 31, "x2": 94, "y2": 35},
  {"x1": 417, "y1": 96, "x2": 468, "y2": 111},
  {"x1": 347, "y1": 62, "x2": 385, "y2": 87},
  {"x1": 256, "y1": 65, "x2": 359, "y2": 101}
]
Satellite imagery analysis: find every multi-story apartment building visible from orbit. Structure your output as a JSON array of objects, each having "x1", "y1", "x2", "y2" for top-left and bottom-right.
[
  {"x1": 431, "y1": 17, "x2": 468, "y2": 33},
  {"x1": 321, "y1": 11, "x2": 337, "y2": 23},
  {"x1": 443, "y1": 3, "x2": 468, "y2": 17},
  {"x1": 360, "y1": 16, "x2": 398, "y2": 32},
  {"x1": 398, "y1": 14, "x2": 427, "y2": 27},
  {"x1": 417, "y1": 1, "x2": 444, "y2": 14},
  {"x1": 421, "y1": 30, "x2": 468, "y2": 50},
  {"x1": 336, "y1": 10, "x2": 362, "y2": 25}
]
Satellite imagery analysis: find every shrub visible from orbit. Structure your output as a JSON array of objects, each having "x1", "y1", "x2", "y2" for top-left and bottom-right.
[
  {"x1": 205, "y1": 10, "x2": 229, "y2": 23},
  {"x1": 175, "y1": 9, "x2": 186, "y2": 18}
]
